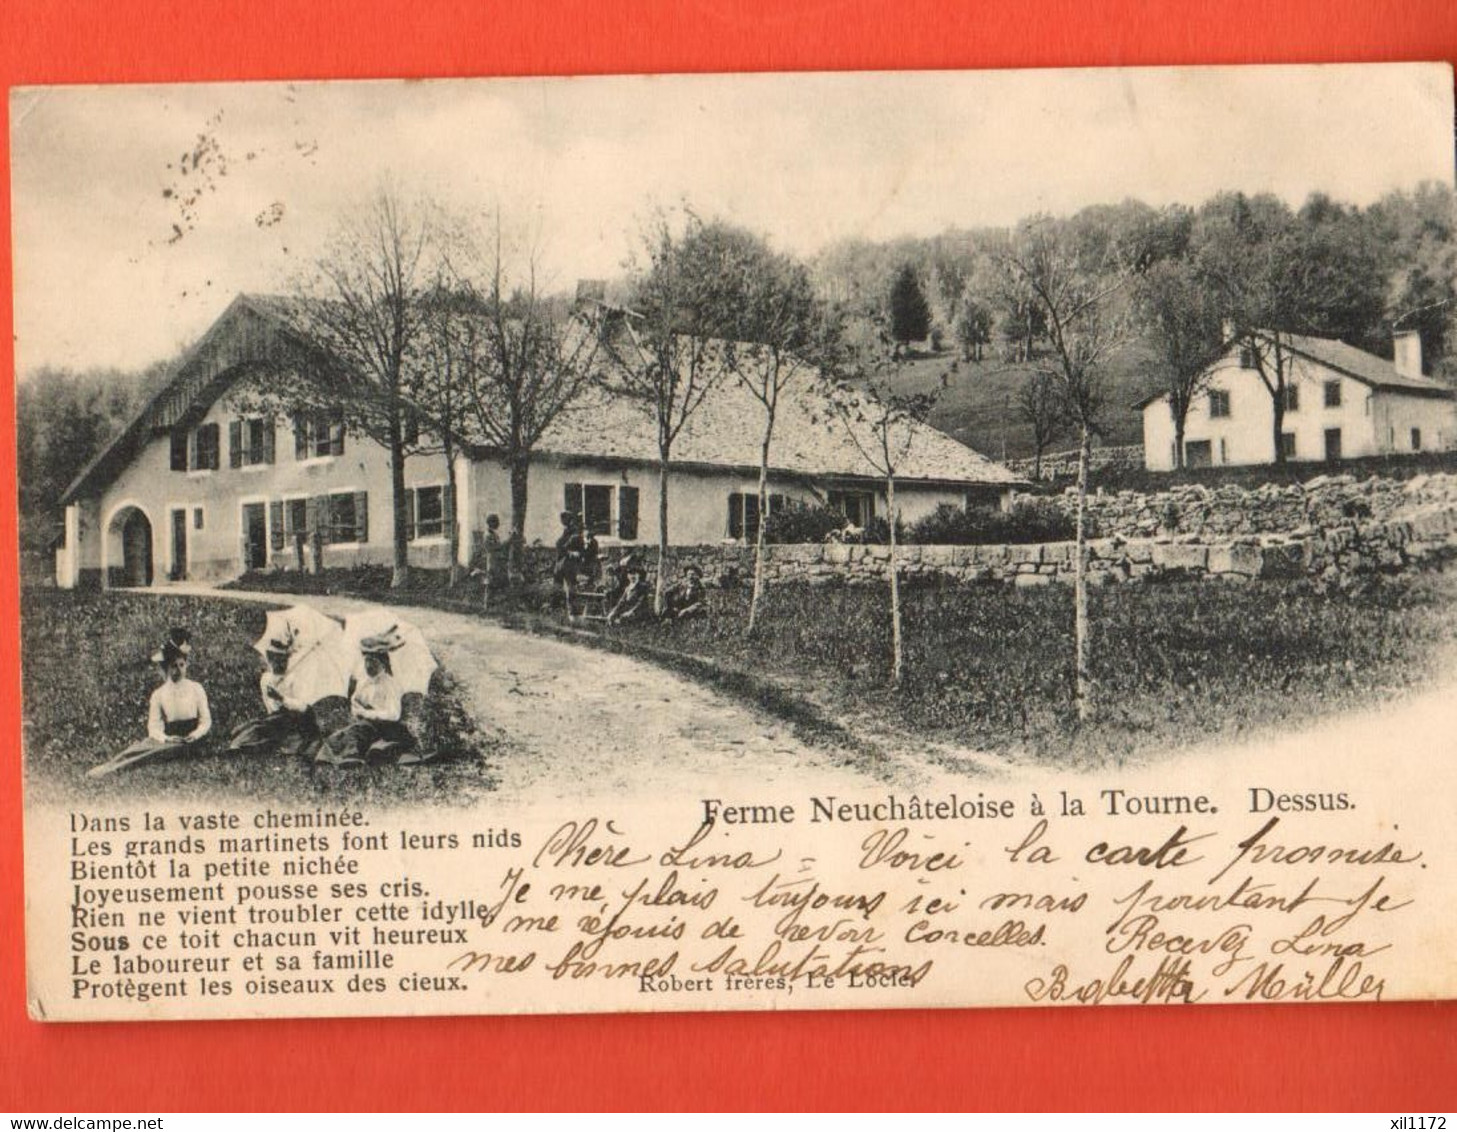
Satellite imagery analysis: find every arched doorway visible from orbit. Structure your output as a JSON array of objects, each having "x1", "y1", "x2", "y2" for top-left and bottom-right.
[{"x1": 105, "y1": 505, "x2": 154, "y2": 588}]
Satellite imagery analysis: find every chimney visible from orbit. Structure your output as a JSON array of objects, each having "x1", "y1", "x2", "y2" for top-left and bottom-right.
[
  {"x1": 575, "y1": 279, "x2": 607, "y2": 308},
  {"x1": 1221, "y1": 318, "x2": 1238, "y2": 345},
  {"x1": 1393, "y1": 330, "x2": 1423, "y2": 379}
]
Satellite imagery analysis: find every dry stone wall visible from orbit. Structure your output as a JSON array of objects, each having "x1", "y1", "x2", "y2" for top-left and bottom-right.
[{"x1": 522, "y1": 475, "x2": 1457, "y2": 590}]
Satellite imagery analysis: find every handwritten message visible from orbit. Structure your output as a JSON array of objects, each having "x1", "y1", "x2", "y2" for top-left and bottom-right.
[{"x1": 30, "y1": 777, "x2": 1435, "y2": 1021}]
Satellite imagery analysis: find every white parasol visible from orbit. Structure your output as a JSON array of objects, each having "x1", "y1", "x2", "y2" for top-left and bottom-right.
[
  {"x1": 341, "y1": 608, "x2": 439, "y2": 697},
  {"x1": 252, "y1": 605, "x2": 353, "y2": 706}
]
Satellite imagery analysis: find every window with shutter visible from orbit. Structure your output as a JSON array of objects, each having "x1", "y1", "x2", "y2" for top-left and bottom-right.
[
  {"x1": 170, "y1": 430, "x2": 188, "y2": 472},
  {"x1": 192, "y1": 423, "x2": 221, "y2": 470},
  {"x1": 414, "y1": 486, "x2": 444, "y2": 539},
  {"x1": 618, "y1": 486, "x2": 639, "y2": 540},
  {"x1": 229, "y1": 420, "x2": 244, "y2": 468},
  {"x1": 404, "y1": 488, "x2": 417, "y2": 542},
  {"x1": 442, "y1": 484, "x2": 456, "y2": 539},
  {"x1": 269, "y1": 502, "x2": 285, "y2": 551},
  {"x1": 564, "y1": 483, "x2": 584, "y2": 525},
  {"x1": 583, "y1": 485, "x2": 613, "y2": 536},
  {"x1": 328, "y1": 493, "x2": 357, "y2": 543},
  {"x1": 309, "y1": 496, "x2": 329, "y2": 544},
  {"x1": 353, "y1": 491, "x2": 368, "y2": 543},
  {"x1": 262, "y1": 418, "x2": 276, "y2": 464}
]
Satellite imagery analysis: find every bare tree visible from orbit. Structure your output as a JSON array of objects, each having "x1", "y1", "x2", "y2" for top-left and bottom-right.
[
  {"x1": 1015, "y1": 369, "x2": 1067, "y2": 480},
  {"x1": 442, "y1": 214, "x2": 604, "y2": 582},
  {"x1": 1000, "y1": 216, "x2": 1130, "y2": 723},
  {"x1": 608, "y1": 211, "x2": 733, "y2": 614},
  {"x1": 284, "y1": 188, "x2": 436, "y2": 587},
  {"x1": 691, "y1": 221, "x2": 834, "y2": 632},
  {"x1": 828, "y1": 322, "x2": 948, "y2": 687}
]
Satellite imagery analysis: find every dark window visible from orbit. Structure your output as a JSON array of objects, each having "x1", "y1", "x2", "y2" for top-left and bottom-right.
[
  {"x1": 1283, "y1": 385, "x2": 1300, "y2": 412},
  {"x1": 563, "y1": 483, "x2": 616, "y2": 537},
  {"x1": 1184, "y1": 440, "x2": 1213, "y2": 469},
  {"x1": 328, "y1": 493, "x2": 358, "y2": 543},
  {"x1": 170, "y1": 430, "x2": 188, "y2": 472},
  {"x1": 1324, "y1": 380, "x2": 1342, "y2": 408},
  {"x1": 1412, "y1": 427, "x2": 1423, "y2": 451},
  {"x1": 828, "y1": 489, "x2": 876, "y2": 528},
  {"x1": 231, "y1": 418, "x2": 274, "y2": 467},
  {"x1": 1324, "y1": 428, "x2": 1342, "y2": 461},
  {"x1": 583, "y1": 485, "x2": 613, "y2": 537},
  {"x1": 193, "y1": 507, "x2": 204, "y2": 531},
  {"x1": 415, "y1": 486, "x2": 445, "y2": 539},
  {"x1": 192, "y1": 423, "x2": 220, "y2": 471},
  {"x1": 1208, "y1": 390, "x2": 1231, "y2": 419},
  {"x1": 727, "y1": 492, "x2": 761, "y2": 542},
  {"x1": 1280, "y1": 432, "x2": 1296, "y2": 459},
  {"x1": 296, "y1": 410, "x2": 345, "y2": 459},
  {"x1": 1238, "y1": 346, "x2": 1255, "y2": 369}
]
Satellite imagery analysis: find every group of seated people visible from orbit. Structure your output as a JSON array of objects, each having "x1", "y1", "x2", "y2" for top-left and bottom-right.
[
  {"x1": 552, "y1": 511, "x2": 706, "y2": 625},
  {"x1": 90, "y1": 624, "x2": 420, "y2": 778}
]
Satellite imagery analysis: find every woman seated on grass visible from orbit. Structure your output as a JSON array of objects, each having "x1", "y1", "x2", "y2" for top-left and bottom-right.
[
  {"x1": 663, "y1": 564, "x2": 707, "y2": 620},
  {"x1": 227, "y1": 638, "x2": 321, "y2": 758},
  {"x1": 88, "y1": 629, "x2": 211, "y2": 778},
  {"x1": 606, "y1": 561, "x2": 653, "y2": 625},
  {"x1": 316, "y1": 635, "x2": 413, "y2": 768}
]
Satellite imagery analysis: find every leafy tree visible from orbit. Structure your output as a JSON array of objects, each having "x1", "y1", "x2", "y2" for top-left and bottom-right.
[
  {"x1": 1000, "y1": 215, "x2": 1130, "y2": 722},
  {"x1": 1194, "y1": 191, "x2": 1385, "y2": 465},
  {"x1": 888, "y1": 264, "x2": 932, "y2": 348},
  {"x1": 952, "y1": 291, "x2": 994, "y2": 361},
  {"x1": 1135, "y1": 257, "x2": 1226, "y2": 468}
]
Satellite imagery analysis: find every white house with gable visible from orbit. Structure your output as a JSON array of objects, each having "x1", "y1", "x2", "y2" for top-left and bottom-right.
[
  {"x1": 1140, "y1": 329, "x2": 1457, "y2": 471},
  {"x1": 54, "y1": 294, "x2": 1024, "y2": 589}
]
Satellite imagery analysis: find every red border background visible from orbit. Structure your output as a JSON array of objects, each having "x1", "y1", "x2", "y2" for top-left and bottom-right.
[{"x1": 3, "y1": 0, "x2": 1457, "y2": 1112}]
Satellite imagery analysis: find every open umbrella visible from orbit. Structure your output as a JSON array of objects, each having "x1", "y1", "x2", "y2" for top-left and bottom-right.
[
  {"x1": 252, "y1": 605, "x2": 352, "y2": 705},
  {"x1": 341, "y1": 608, "x2": 438, "y2": 697}
]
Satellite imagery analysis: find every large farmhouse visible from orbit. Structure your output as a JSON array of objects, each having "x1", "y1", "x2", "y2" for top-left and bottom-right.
[
  {"x1": 55, "y1": 294, "x2": 1022, "y2": 589},
  {"x1": 1140, "y1": 329, "x2": 1457, "y2": 471}
]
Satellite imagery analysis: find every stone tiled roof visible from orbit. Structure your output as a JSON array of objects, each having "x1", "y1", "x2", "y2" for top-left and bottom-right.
[
  {"x1": 63, "y1": 295, "x2": 1022, "y2": 504},
  {"x1": 525, "y1": 364, "x2": 1022, "y2": 485},
  {"x1": 1282, "y1": 333, "x2": 1454, "y2": 396}
]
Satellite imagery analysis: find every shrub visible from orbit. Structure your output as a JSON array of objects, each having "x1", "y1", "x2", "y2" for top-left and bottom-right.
[
  {"x1": 905, "y1": 501, "x2": 1078, "y2": 545},
  {"x1": 764, "y1": 501, "x2": 849, "y2": 544}
]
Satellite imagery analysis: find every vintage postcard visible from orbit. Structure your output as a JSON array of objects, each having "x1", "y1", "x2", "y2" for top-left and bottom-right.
[{"x1": 13, "y1": 64, "x2": 1457, "y2": 1022}]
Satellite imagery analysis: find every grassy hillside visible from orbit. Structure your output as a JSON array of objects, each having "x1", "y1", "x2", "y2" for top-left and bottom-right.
[{"x1": 887, "y1": 342, "x2": 1162, "y2": 461}]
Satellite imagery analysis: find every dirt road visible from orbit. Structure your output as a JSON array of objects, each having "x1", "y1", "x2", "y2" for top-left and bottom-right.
[{"x1": 176, "y1": 586, "x2": 970, "y2": 798}]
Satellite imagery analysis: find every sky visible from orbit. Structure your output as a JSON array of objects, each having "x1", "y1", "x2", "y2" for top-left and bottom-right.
[{"x1": 10, "y1": 63, "x2": 1456, "y2": 374}]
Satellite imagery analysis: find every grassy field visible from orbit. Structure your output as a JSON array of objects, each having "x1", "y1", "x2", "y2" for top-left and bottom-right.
[
  {"x1": 232, "y1": 562, "x2": 1457, "y2": 768},
  {"x1": 602, "y1": 572, "x2": 1457, "y2": 766},
  {"x1": 20, "y1": 590, "x2": 502, "y2": 806}
]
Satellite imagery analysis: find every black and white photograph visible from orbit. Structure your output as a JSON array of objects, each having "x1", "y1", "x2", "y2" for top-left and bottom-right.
[{"x1": 14, "y1": 65, "x2": 1457, "y2": 1021}]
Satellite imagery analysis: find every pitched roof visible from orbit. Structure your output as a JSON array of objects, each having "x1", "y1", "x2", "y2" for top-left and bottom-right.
[
  {"x1": 1136, "y1": 330, "x2": 1455, "y2": 409},
  {"x1": 524, "y1": 368, "x2": 1023, "y2": 486},
  {"x1": 63, "y1": 295, "x2": 1022, "y2": 505},
  {"x1": 60, "y1": 294, "x2": 308, "y2": 504},
  {"x1": 1282, "y1": 332, "x2": 1454, "y2": 396}
]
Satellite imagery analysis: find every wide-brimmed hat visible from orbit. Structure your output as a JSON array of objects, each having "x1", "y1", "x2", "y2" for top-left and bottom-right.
[
  {"x1": 683, "y1": 564, "x2": 703, "y2": 577},
  {"x1": 359, "y1": 627, "x2": 405, "y2": 656},
  {"x1": 151, "y1": 628, "x2": 193, "y2": 665}
]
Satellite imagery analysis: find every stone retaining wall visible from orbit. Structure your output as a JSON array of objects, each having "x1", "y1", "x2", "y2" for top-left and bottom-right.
[
  {"x1": 1021, "y1": 471, "x2": 1457, "y2": 540},
  {"x1": 526, "y1": 494, "x2": 1457, "y2": 591}
]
